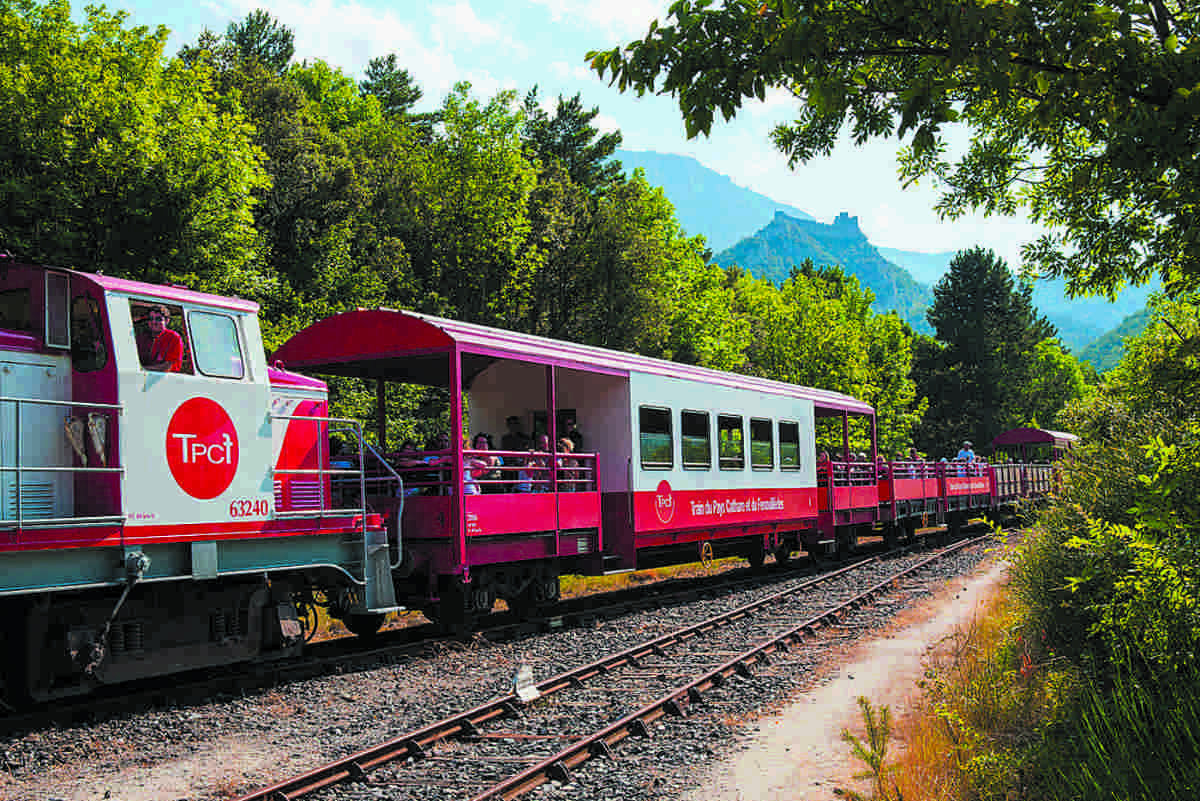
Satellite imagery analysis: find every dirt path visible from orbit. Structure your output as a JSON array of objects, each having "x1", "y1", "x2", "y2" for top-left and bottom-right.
[{"x1": 683, "y1": 555, "x2": 1010, "y2": 801}]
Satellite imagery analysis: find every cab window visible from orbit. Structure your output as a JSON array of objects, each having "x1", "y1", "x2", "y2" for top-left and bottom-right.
[
  {"x1": 71, "y1": 295, "x2": 107, "y2": 373},
  {"x1": 189, "y1": 311, "x2": 245, "y2": 379},
  {"x1": 132, "y1": 301, "x2": 192, "y2": 374}
]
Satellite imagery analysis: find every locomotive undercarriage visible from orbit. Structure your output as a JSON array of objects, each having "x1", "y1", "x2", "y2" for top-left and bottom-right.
[{"x1": 1, "y1": 577, "x2": 306, "y2": 705}]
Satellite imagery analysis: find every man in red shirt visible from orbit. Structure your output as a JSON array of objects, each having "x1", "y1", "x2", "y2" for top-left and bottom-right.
[{"x1": 144, "y1": 305, "x2": 184, "y2": 372}]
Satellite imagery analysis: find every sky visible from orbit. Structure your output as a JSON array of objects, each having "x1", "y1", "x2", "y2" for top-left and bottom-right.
[{"x1": 109, "y1": 0, "x2": 1043, "y2": 267}]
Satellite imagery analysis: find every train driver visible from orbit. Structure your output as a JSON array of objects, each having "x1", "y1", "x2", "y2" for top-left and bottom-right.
[{"x1": 142, "y1": 304, "x2": 185, "y2": 372}]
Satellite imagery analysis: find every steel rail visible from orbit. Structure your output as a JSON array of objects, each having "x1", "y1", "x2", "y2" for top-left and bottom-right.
[
  {"x1": 468, "y1": 534, "x2": 985, "y2": 801},
  {"x1": 234, "y1": 538, "x2": 985, "y2": 801}
]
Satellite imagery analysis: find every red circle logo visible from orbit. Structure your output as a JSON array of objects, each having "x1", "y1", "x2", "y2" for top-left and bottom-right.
[
  {"x1": 654, "y1": 479, "x2": 675, "y2": 524},
  {"x1": 165, "y1": 398, "x2": 239, "y2": 499}
]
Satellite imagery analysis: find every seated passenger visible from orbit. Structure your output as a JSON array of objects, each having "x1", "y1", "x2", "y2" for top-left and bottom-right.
[
  {"x1": 469, "y1": 432, "x2": 502, "y2": 492},
  {"x1": 394, "y1": 440, "x2": 425, "y2": 496}
]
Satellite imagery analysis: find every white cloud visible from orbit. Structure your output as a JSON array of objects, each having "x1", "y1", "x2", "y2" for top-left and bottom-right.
[
  {"x1": 430, "y1": 1, "x2": 500, "y2": 45},
  {"x1": 527, "y1": 0, "x2": 669, "y2": 39}
]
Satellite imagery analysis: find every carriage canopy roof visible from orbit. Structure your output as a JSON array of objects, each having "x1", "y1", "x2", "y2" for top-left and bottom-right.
[
  {"x1": 991, "y1": 427, "x2": 1079, "y2": 449},
  {"x1": 272, "y1": 308, "x2": 874, "y2": 416}
]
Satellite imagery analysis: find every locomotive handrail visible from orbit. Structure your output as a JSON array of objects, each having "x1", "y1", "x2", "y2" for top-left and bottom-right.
[
  {"x1": 0, "y1": 394, "x2": 125, "y2": 529},
  {"x1": 268, "y1": 413, "x2": 370, "y2": 528}
]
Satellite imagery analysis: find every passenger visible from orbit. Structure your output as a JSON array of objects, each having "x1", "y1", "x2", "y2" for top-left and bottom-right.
[
  {"x1": 329, "y1": 438, "x2": 354, "y2": 470},
  {"x1": 142, "y1": 304, "x2": 184, "y2": 372},
  {"x1": 470, "y1": 432, "x2": 503, "y2": 492},
  {"x1": 876, "y1": 456, "x2": 889, "y2": 479},
  {"x1": 500, "y1": 416, "x2": 531, "y2": 464},
  {"x1": 908, "y1": 447, "x2": 921, "y2": 460},
  {"x1": 557, "y1": 437, "x2": 578, "y2": 491},
  {"x1": 955, "y1": 440, "x2": 975, "y2": 461},
  {"x1": 563, "y1": 417, "x2": 584, "y2": 453},
  {"x1": 515, "y1": 455, "x2": 545, "y2": 493},
  {"x1": 392, "y1": 440, "x2": 425, "y2": 496}
]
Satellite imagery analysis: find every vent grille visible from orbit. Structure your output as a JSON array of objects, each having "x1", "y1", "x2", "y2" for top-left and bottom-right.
[
  {"x1": 5, "y1": 481, "x2": 56, "y2": 520},
  {"x1": 289, "y1": 479, "x2": 324, "y2": 509}
]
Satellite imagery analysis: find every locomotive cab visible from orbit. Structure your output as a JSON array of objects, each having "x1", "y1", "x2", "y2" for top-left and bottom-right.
[{"x1": 0, "y1": 259, "x2": 395, "y2": 704}]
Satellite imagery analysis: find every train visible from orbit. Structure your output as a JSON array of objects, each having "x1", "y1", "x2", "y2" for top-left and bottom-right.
[{"x1": 0, "y1": 256, "x2": 1061, "y2": 703}]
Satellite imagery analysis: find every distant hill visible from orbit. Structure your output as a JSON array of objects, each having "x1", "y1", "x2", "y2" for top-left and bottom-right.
[
  {"x1": 715, "y1": 211, "x2": 931, "y2": 330},
  {"x1": 615, "y1": 150, "x2": 814, "y2": 252},
  {"x1": 876, "y1": 247, "x2": 956, "y2": 286},
  {"x1": 871, "y1": 247, "x2": 1155, "y2": 354},
  {"x1": 615, "y1": 149, "x2": 1156, "y2": 356},
  {"x1": 1078, "y1": 306, "x2": 1153, "y2": 372}
]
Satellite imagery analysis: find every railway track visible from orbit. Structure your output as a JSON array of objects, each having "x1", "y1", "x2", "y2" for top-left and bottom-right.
[
  {"x1": 234, "y1": 535, "x2": 990, "y2": 801},
  {"x1": 3, "y1": 530, "x2": 959, "y2": 735}
]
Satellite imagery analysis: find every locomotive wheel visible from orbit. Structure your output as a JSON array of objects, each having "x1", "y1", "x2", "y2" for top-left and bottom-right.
[
  {"x1": 745, "y1": 544, "x2": 766, "y2": 569},
  {"x1": 342, "y1": 612, "x2": 386, "y2": 638},
  {"x1": 773, "y1": 546, "x2": 792, "y2": 568}
]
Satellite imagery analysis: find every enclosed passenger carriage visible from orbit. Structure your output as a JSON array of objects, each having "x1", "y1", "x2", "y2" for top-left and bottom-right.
[
  {"x1": 273, "y1": 310, "x2": 877, "y2": 620},
  {"x1": 0, "y1": 259, "x2": 394, "y2": 702}
]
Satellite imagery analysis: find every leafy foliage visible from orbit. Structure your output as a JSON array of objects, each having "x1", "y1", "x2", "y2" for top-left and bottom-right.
[
  {"x1": 589, "y1": 0, "x2": 1200, "y2": 298},
  {"x1": 912, "y1": 247, "x2": 1080, "y2": 456},
  {"x1": 0, "y1": 2, "x2": 928, "y2": 452},
  {"x1": 0, "y1": 0, "x2": 269, "y2": 294}
]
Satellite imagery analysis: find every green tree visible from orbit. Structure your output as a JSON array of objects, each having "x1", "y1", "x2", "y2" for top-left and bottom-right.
[
  {"x1": 522, "y1": 89, "x2": 624, "y2": 197},
  {"x1": 396, "y1": 83, "x2": 538, "y2": 323},
  {"x1": 226, "y1": 8, "x2": 294, "y2": 74},
  {"x1": 913, "y1": 247, "x2": 1058, "y2": 455},
  {"x1": 589, "y1": 1, "x2": 1200, "y2": 297},
  {"x1": 727, "y1": 263, "x2": 923, "y2": 453},
  {"x1": 0, "y1": 0, "x2": 269, "y2": 294},
  {"x1": 359, "y1": 53, "x2": 438, "y2": 138}
]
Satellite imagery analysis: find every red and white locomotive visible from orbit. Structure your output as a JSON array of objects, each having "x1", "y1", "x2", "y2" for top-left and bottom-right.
[{"x1": 0, "y1": 257, "x2": 1055, "y2": 703}]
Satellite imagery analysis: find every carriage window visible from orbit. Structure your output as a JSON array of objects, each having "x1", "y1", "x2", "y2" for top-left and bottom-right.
[
  {"x1": 189, "y1": 311, "x2": 245, "y2": 379},
  {"x1": 639, "y1": 406, "x2": 673, "y2": 469},
  {"x1": 779, "y1": 421, "x2": 801, "y2": 470},
  {"x1": 681, "y1": 410, "x2": 711, "y2": 470},
  {"x1": 718, "y1": 414, "x2": 744, "y2": 470},
  {"x1": 132, "y1": 301, "x2": 192, "y2": 374},
  {"x1": 750, "y1": 418, "x2": 773, "y2": 470}
]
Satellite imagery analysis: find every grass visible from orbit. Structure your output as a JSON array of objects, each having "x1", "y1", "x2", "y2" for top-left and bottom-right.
[{"x1": 876, "y1": 588, "x2": 1063, "y2": 801}]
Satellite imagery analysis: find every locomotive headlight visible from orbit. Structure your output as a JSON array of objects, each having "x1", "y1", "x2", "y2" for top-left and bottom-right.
[{"x1": 87, "y1": 413, "x2": 108, "y2": 466}]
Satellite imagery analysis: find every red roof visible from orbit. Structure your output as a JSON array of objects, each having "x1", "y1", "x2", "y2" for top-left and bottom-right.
[
  {"x1": 273, "y1": 308, "x2": 874, "y2": 415},
  {"x1": 992, "y1": 427, "x2": 1078, "y2": 448}
]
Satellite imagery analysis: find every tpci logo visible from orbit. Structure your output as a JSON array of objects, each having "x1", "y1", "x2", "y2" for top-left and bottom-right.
[
  {"x1": 166, "y1": 398, "x2": 239, "y2": 499},
  {"x1": 654, "y1": 479, "x2": 675, "y2": 524}
]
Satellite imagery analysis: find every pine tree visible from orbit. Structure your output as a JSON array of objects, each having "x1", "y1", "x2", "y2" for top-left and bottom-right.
[{"x1": 914, "y1": 247, "x2": 1056, "y2": 456}]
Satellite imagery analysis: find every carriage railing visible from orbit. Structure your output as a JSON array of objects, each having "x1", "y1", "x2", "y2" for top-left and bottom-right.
[
  {"x1": 378, "y1": 448, "x2": 598, "y2": 495},
  {"x1": 817, "y1": 460, "x2": 880, "y2": 487},
  {"x1": 885, "y1": 459, "x2": 940, "y2": 480},
  {"x1": 0, "y1": 395, "x2": 125, "y2": 529}
]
